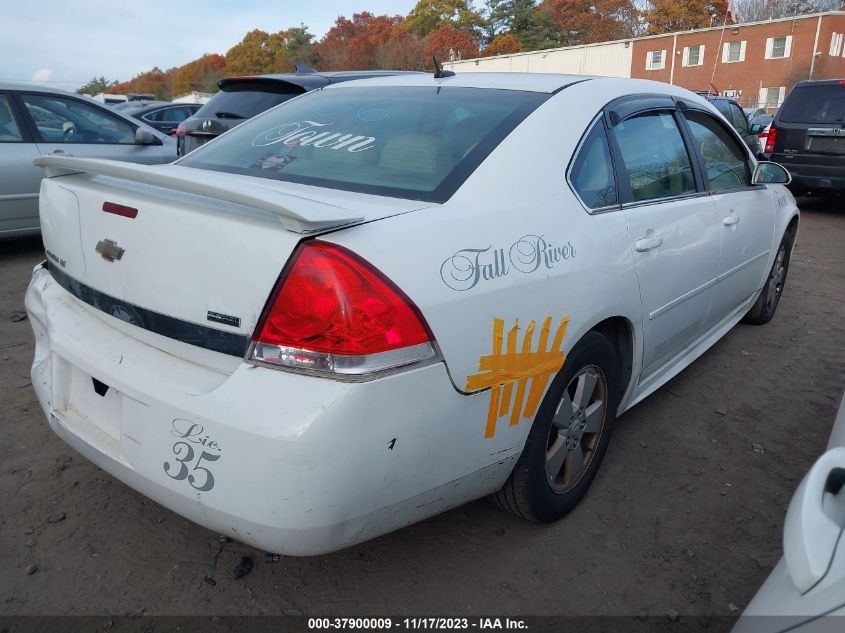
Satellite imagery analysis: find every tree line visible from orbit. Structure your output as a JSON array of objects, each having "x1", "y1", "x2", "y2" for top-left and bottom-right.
[{"x1": 78, "y1": 0, "x2": 842, "y2": 99}]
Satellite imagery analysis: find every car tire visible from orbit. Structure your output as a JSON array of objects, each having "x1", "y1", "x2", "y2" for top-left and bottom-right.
[
  {"x1": 742, "y1": 229, "x2": 794, "y2": 325},
  {"x1": 491, "y1": 331, "x2": 621, "y2": 523}
]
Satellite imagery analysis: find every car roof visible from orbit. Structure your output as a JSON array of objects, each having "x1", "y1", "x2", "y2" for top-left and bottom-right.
[
  {"x1": 0, "y1": 80, "x2": 80, "y2": 94},
  {"x1": 322, "y1": 72, "x2": 596, "y2": 93},
  {"x1": 218, "y1": 70, "x2": 423, "y2": 92}
]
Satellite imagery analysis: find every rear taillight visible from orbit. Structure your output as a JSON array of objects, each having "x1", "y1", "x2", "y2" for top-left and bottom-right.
[
  {"x1": 764, "y1": 126, "x2": 778, "y2": 154},
  {"x1": 175, "y1": 122, "x2": 187, "y2": 137},
  {"x1": 249, "y1": 240, "x2": 438, "y2": 376}
]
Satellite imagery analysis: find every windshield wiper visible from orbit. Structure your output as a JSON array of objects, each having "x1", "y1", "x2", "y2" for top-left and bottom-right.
[{"x1": 214, "y1": 111, "x2": 246, "y2": 120}]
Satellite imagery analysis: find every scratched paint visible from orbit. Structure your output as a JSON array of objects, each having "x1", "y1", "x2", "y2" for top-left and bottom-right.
[{"x1": 466, "y1": 316, "x2": 570, "y2": 438}]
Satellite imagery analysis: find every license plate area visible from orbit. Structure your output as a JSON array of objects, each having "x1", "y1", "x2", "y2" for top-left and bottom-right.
[
  {"x1": 51, "y1": 356, "x2": 122, "y2": 441},
  {"x1": 805, "y1": 129, "x2": 845, "y2": 154}
]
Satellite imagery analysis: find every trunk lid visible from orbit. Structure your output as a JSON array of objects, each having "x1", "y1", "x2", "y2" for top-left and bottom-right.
[{"x1": 35, "y1": 156, "x2": 432, "y2": 357}]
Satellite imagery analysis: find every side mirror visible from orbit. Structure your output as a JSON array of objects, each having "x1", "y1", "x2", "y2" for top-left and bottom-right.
[
  {"x1": 134, "y1": 128, "x2": 156, "y2": 145},
  {"x1": 783, "y1": 446, "x2": 845, "y2": 593},
  {"x1": 750, "y1": 123, "x2": 764, "y2": 135},
  {"x1": 753, "y1": 161, "x2": 791, "y2": 185}
]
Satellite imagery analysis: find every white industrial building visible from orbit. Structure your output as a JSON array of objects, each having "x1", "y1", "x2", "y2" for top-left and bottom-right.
[{"x1": 444, "y1": 39, "x2": 633, "y2": 76}]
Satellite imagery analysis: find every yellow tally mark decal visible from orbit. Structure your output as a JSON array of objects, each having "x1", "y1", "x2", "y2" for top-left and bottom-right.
[{"x1": 466, "y1": 316, "x2": 570, "y2": 439}]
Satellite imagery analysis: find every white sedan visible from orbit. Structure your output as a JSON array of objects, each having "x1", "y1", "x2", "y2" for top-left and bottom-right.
[{"x1": 26, "y1": 72, "x2": 799, "y2": 555}]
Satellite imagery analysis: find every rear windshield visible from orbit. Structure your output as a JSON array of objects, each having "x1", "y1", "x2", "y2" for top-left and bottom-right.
[
  {"x1": 779, "y1": 84, "x2": 845, "y2": 124},
  {"x1": 194, "y1": 81, "x2": 305, "y2": 120},
  {"x1": 179, "y1": 86, "x2": 548, "y2": 203}
]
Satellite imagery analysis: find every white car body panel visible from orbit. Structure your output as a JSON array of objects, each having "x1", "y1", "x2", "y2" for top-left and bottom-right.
[{"x1": 25, "y1": 74, "x2": 801, "y2": 554}]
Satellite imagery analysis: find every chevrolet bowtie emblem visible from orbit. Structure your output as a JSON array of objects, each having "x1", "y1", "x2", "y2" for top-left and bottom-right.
[{"x1": 95, "y1": 239, "x2": 125, "y2": 262}]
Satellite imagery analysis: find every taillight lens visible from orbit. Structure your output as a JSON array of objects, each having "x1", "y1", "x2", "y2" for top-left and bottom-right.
[
  {"x1": 764, "y1": 126, "x2": 778, "y2": 154},
  {"x1": 249, "y1": 240, "x2": 437, "y2": 376},
  {"x1": 175, "y1": 122, "x2": 187, "y2": 137}
]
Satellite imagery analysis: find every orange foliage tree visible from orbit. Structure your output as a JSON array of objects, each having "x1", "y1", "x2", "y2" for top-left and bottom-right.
[
  {"x1": 316, "y1": 12, "x2": 426, "y2": 70},
  {"x1": 424, "y1": 24, "x2": 480, "y2": 62},
  {"x1": 171, "y1": 54, "x2": 226, "y2": 96},
  {"x1": 542, "y1": 0, "x2": 641, "y2": 45},
  {"x1": 644, "y1": 0, "x2": 729, "y2": 34},
  {"x1": 481, "y1": 33, "x2": 523, "y2": 56}
]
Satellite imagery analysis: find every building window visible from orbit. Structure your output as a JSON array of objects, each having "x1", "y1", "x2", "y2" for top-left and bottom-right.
[
  {"x1": 759, "y1": 86, "x2": 786, "y2": 109},
  {"x1": 831, "y1": 32, "x2": 843, "y2": 56},
  {"x1": 683, "y1": 45, "x2": 704, "y2": 67},
  {"x1": 765, "y1": 36, "x2": 792, "y2": 59},
  {"x1": 723, "y1": 41, "x2": 746, "y2": 63},
  {"x1": 646, "y1": 50, "x2": 665, "y2": 70}
]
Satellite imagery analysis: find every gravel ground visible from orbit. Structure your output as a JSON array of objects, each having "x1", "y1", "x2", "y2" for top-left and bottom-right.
[{"x1": 1, "y1": 198, "x2": 843, "y2": 619}]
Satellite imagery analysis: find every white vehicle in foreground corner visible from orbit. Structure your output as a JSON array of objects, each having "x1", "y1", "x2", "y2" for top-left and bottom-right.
[
  {"x1": 734, "y1": 393, "x2": 845, "y2": 632},
  {"x1": 26, "y1": 72, "x2": 799, "y2": 556}
]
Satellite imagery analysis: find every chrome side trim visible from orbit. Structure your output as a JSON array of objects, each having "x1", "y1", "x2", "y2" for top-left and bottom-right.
[
  {"x1": 649, "y1": 277, "x2": 718, "y2": 321},
  {"x1": 716, "y1": 250, "x2": 770, "y2": 282}
]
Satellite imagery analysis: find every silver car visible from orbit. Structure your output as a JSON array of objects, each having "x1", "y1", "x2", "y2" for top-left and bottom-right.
[
  {"x1": 734, "y1": 392, "x2": 845, "y2": 631},
  {"x1": 0, "y1": 82, "x2": 175, "y2": 238}
]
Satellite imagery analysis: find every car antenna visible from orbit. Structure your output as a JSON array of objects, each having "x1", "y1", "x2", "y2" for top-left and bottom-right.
[
  {"x1": 294, "y1": 64, "x2": 317, "y2": 74},
  {"x1": 433, "y1": 56, "x2": 455, "y2": 79}
]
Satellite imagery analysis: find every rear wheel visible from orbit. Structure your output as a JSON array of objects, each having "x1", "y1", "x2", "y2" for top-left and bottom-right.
[
  {"x1": 491, "y1": 331, "x2": 621, "y2": 523},
  {"x1": 743, "y1": 230, "x2": 794, "y2": 325}
]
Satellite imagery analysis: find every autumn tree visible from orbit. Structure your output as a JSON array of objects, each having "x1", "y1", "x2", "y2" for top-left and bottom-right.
[
  {"x1": 77, "y1": 76, "x2": 118, "y2": 95},
  {"x1": 113, "y1": 67, "x2": 172, "y2": 99},
  {"x1": 424, "y1": 23, "x2": 481, "y2": 61},
  {"x1": 171, "y1": 54, "x2": 225, "y2": 96},
  {"x1": 405, "y1": 0, "x2": 487, "y2": 38},
  {"x1": 316, "y1": 13, "x2": 427, "y2": 70},
  {"x1": 225, "y1": 29, "x2": 292, "y2": 75},
  {"x1": 644, "y1": 0, "x2": 730, "y2": 34},
  {"x1": 543, "y1": 0, "x2": 642, "y2": 45},
  {"x1": 481, "y1": 33, "x2": 523, "y2": 55}
]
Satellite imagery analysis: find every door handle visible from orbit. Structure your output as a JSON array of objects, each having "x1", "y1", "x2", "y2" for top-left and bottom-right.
[
  {"x1": 635, "y1": 235, "x2": 663, "y2": 252},
  {"x1": 723, "y1": 214, "x2": 740, "y2": 226}
]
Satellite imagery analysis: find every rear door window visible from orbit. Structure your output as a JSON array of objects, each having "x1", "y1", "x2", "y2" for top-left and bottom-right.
[
  {"x1": 20, "y1": 94, "x2": 136, "y2": 144},
  {"x1": 612, "y1": 112, "x2": 696, "y2": 202},
  {"x1": 684, "y1": 110, "x2": 752, "y2": 191},
  {"x1": 728, "y1": 103, "x2": 750, "y2": 135},
  {"x1": 179, "y1": 86, "x2": 548, "y2": 203},
  {"x1": 779, "y1": 84, "x2": 845, "y2": 124},
  {"x1": 569, "y1": 121, "x2": 617, "y2": 209}
]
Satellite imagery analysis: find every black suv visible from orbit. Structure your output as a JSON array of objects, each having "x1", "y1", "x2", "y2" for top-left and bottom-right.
[
  {"x1": 764, "y1": 79, "x2": 845, "y2": 196},
  {"x1": 176, "y1": 67, "x2": 420, "y2": 156},
  {"x1": 699, "y1": 93, "x2": 762, "y2": 158}
]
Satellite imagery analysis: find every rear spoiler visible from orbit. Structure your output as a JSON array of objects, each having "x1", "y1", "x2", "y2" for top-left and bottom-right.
[{"x1": 33, "y1": 156, "x2": 364, "y2": 234}]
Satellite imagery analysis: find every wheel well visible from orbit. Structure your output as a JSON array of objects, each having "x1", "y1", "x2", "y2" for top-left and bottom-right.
[
  {"x1": 786, "y1": 214, "x2": 799, "y2": 239},
  {"x1": 590, "y1": 317, "x2": 633, "y2": 402}
]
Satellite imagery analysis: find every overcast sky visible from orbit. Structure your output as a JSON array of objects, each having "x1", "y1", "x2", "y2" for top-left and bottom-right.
[{"x1": 1, "y1": 0, "x2": 417, "y2": 92}]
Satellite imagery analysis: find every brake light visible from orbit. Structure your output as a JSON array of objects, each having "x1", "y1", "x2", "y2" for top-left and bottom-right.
[
  {"x1": 175, "y1": 122, "x2": 187, "y2": 137},
  {"x1": 765, "y1": 126, "x2": 778, "y2": 154},
  {"x1": 249, "y1": 241, "x2": 437, "y2": 376},
  {"x1": 102, "y1": 201, "x2": 138, "y2": 218}
]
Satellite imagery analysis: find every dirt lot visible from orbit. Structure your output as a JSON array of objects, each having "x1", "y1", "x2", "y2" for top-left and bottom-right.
[{"x1": 1, "y1": 200, "x2": 843, "y2": 619}]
